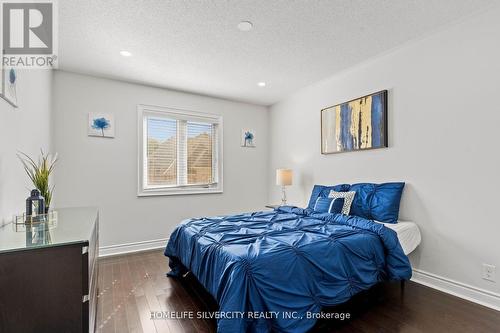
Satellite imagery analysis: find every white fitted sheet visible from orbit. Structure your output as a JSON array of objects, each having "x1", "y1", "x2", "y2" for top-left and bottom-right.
[{"x1": 375, "y1": 221, "x2": 421, "y2": 255}]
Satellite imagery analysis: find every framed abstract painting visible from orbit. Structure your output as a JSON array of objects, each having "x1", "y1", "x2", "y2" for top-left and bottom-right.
[{"x1": 321, "y1": 90, "x2": 388, "y2": 154}]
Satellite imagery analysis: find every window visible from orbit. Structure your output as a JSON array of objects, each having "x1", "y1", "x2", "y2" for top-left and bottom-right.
[{"x1": 138, "y1": 105, "x2": 223, "y2": 196}]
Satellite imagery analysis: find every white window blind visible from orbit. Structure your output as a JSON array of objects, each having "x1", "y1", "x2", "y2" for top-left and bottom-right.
[
  {"x1": 186, "y1": 122, "x2": 214, "y2": 185},
  {"x1": 146, "y1": 118, "x2": 177, "y2": 186},
  {"x1": 138, "y1": 105, "x2": 223, "y2": 196}
]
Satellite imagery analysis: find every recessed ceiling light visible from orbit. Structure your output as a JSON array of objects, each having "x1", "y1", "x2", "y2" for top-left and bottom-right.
[
  {"x1": 257, "y1": 82, "x2": 266, "y2": 87},
  {"x1": 237, "y1": 21, "x2": 253, "y2": 32},
  {"x1": 120, "y1": 50, "x2": 132, "y2": 57}
]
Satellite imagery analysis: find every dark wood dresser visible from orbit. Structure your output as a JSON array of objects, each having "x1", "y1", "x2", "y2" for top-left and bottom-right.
[{"x1": 0, "y1": 207, "x2": 99, "y2": 333}]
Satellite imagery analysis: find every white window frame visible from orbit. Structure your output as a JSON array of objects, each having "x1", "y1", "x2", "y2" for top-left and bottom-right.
[{"x1": 137, "y1": 104, "x2": 223, "y2": 196}]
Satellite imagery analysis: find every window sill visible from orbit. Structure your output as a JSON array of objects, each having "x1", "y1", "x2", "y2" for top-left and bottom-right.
[{"x1": 137, "y1": 186, "x2": 223, "y2": 197}]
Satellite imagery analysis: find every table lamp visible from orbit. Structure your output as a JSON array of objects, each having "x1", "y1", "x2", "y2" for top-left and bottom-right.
[{"x1": 276, "y1": 169, "x2": 293, "y2": 205}]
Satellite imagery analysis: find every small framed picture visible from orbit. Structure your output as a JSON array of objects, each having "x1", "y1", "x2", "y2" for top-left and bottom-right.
[
  {"x1": 1, "y1": 67, "x2": 18, "y2": 108},
  {"x1": 88, "y1": 113, "x2": 115, "y2": 138},
  {"x1": 241, "y1": 129, "x2": 256, "y2": 148}
]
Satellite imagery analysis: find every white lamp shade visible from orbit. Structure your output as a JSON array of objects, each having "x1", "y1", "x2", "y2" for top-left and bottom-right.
[{"x1": 276, "y1": 169, "x2": 293, "y2": 186}]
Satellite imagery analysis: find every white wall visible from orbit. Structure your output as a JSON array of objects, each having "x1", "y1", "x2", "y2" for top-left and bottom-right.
[
  {"x1": 52, "y1": 71, "x2": 268, "y2": 248},
  {"x1": 268, "y1": 8, "x2": 500, "y2": 296},
  {"x1": 0, "y1": 69, "x2": 52, "y2": 223}
]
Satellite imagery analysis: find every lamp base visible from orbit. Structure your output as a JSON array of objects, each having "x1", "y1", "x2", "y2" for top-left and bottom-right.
[{"x1": 281, "y1": 186, "x2": 287, "y2": 206}]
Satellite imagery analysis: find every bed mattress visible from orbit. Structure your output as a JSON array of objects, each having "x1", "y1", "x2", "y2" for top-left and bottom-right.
[{"x1": 375, "y1": 221, "x2": 421, "y2": 255}]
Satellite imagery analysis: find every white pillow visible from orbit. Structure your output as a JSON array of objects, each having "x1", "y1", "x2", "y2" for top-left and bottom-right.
[{"x1": 328, "y1": 190, "x2": 356, "y2": 215}]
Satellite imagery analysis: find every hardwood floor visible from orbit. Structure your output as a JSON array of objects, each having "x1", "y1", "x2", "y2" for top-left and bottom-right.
[{"x1": 96, "y1": 250, "x2": 500, "y2": 333}]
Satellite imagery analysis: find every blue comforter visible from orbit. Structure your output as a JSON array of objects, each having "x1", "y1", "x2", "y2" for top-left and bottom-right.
[{"x1": 164, "y1": 206, "x2": 411, "y2": 332}]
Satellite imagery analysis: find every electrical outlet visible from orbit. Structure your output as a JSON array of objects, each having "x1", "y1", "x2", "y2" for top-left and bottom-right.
[{"x1": 482, "y1": 264, "x2": 496, "y2": 282}]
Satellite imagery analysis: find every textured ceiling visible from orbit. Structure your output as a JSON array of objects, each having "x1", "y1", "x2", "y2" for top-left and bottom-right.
[{"x1": 58, "y1": 0, "x2": 497, "y2": 105}]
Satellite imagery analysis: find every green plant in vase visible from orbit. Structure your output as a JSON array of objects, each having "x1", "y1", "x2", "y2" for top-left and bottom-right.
[{"x1": 18, "y1": 150, "x2": 58, "y2": 213}]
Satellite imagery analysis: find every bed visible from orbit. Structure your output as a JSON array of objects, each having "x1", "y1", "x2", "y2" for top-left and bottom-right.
[
  {"x1": 165, "y1": 181, "x2": 415, "y2": 332},
  {"x1": 375, "y1": 220, "x2": 421, "y2": 255}
]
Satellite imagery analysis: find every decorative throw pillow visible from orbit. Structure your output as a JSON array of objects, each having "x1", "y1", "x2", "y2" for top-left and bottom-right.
[
  {"x1": 314, "y1": 196, "x2": 346, "y2": 214},
  {"x1": 307, "y1": 184, "x2": 350, "y2": 209},
  {"x1": 328, "y1": 197, "x2": 346, "y2": 214},
  {"x1": 313, "y1": 197, "x2": 333, "y2": 213},
  {"x1": 328, "y1": 190, "x2": 356, "y2": 215}
]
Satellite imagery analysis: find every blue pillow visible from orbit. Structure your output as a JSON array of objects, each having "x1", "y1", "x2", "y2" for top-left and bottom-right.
[
  {"x1": 329, "y1": 191, "x2": 356, "y2": 215},
  {"x1": 349, "y1": 182, "x2": 405, "y2": 223},
  {"x1": 314, "y1": 197, "x2": 333, "y2": 213},
  {"x1": 313, "y1": 197, "x2": 346, "y2": 214},
  {"x1": 307, "y1": 184, "x2": 350, "y2": 209},
  {"x1": 330, "y1": 197, "x2": 345, "y2": 214}
]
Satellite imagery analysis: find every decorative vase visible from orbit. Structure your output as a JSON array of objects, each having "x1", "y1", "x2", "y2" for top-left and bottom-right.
[{"x1": 26, "y1": 189, "x2": 46, "y2": 223}]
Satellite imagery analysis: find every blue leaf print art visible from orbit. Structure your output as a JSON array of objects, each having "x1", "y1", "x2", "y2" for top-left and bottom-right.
[
  {"x1": 89, "y1": 113, "x2": 114, "y2": 138},
  {"x1": 242, "y1": 130, "x2": 255, "y2": 147},
  {"x1": 2, "y1": 68, "x2": 18, "y2": 107},
  {"x1": 9, "y1": 68, "x2": 16, "y2": 85},
  {"x1": 92, "y1": 117, "x2": 110, "y2": 136}
]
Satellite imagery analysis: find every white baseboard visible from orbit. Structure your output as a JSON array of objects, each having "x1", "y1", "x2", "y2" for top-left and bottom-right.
[
  {"x1": 412, "y1": 269, "x2": 500, "y2": 311},
  {"x1": 99, "y1": 238, "x2": 168, "y2": 258}
]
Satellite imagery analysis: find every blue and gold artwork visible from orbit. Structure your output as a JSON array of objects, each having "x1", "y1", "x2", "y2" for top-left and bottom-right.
[{"x1": 321, "y1": 90, "x2": 387, "y2": 154}]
